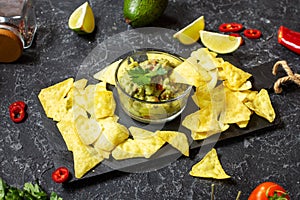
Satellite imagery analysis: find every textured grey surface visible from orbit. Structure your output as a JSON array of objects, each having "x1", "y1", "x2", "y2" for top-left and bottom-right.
[{"x1": 0, "y1": 0, "x2": 300, "y2": 199}]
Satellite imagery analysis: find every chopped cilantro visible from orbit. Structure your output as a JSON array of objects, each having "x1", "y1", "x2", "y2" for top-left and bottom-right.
[{"x1": 127, "y1": 65, "x2": 167, "y2": 85}]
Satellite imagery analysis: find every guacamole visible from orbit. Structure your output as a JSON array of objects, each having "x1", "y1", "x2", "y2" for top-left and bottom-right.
[
  {"x1": 119, "y1": 58, "x2": 188, "y2": 102},
  {"x1": 116, "y1": 53, "x2": 191, "y2": 123}
]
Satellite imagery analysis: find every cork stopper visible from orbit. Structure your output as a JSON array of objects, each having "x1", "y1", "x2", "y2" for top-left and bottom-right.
[{"x1": 0, "y1": 28, "x2": 23, "y2": 63}]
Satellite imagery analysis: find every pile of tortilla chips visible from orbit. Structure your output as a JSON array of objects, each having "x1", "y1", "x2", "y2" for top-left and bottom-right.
[
  {"x1": 38, "y1": 77, "x2": 189, "y2": 179},
  {"x1": 38, "y1": 47, "x2": 276, "y2": 180},
  {"x1": 172, "y1": 48, "x2": 276, "y2": 141}
]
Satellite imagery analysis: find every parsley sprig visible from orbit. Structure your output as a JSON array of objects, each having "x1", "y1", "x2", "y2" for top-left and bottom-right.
[
  {"x1": 127, "y1": 65, "x2": 167, "y2": 85},
  {"x1": 0, "y1": 177, "x2": 63, "y2": 200}
]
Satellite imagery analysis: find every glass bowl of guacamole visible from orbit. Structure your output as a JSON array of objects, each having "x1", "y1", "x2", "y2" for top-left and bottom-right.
[{"x1": 115, "y1": 50, "x2": 192, "y2": 124}]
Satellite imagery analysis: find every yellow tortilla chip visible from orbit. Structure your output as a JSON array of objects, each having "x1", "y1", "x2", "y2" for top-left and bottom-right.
[
  {"x1": 243, "y1": 90, "x2": 259, "y2": 103},
  {"x1": 38, "y1": 78, "x2": 74, "y2": 121},
  {"x1": 74, "y1": 78, "x2": 88, "y2": 89},
  {"x1": 83, "y1": 84, "x2": 96, "y2": 117},
  {"x1": 129, "y1": 126, "x2": 156, "y2": 139},
  {"x1": 112, "y1": 136, "x2": 165, "y2": 160},
  {"x1": 135, "y1": 136, "x2": 165, "y2": 158},
  {"x1": 190, "y1": 48, "x2": 221, "y2": 71},
  {"x1": 220, "y1": 62, "x2": 252, "y2": 89},
  {"x1": 231, "y1": 90, "x2": 251, "y2": 102},
  {"x1": 94, "y1": 121, "x2": 129, "y2": 152},
  {"x1": 221, "y1": 89, "x2": 252, "y2": 124},
  {"x1": 182, "y1": 106, "x2": 220, "y2": 133},
  {"x1": 111, "y1": 139, "x2": 144, "y2": 160},
  {"x1": 75, "y1": 115, "x2": 102, "y2": 145},
  {"x1": 94, "y1": 90, "x2": 116, "y2": 119},
  {"x1": 191, "y1": 131, "x2": 208, "y2": 140},
  {"x1": 73, "y1": 143, "x2": 103, "y2": 179},
  {"x1": 189, "y1": 148, "x2": 230, "y2": 179},
  {"x1": 56, "y1": 120, "x2": 77, "y2": 151},
  {"x1": 244, "y1": 89, "x2": 276, "y2": 123},
  {"x1": 192, "y1": 82, "x2": 211, "y2": 108},
  {"x1": 171, "y1": 60, "x2": 208, "y2": 87},
  {"x1": 93, "y1": 59, "x2": 122, "y2": 85},
  {"x1": 236, "y1": 120, "x2": 249, "y2": 128},
  {"x1": 57, "y1": 119, "x2": 103, "y2": 179},
  {"x1": 224, "y1": 80, "x2": 252, "y2": 91},
  {"x1": 156, "y1": 131, "x2": 189, "y2": 156}
]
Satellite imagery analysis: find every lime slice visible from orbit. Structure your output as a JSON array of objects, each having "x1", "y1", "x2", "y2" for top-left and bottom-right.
[
  {"x1": 200, "y1": 30, "x2": 241, "y2": 54},
  {"x1": 173, "y1": 16, "x2": 205, "y2": 45},
  {"x1": 68, "y1": 2, "x2": 95, "y2": 34}
]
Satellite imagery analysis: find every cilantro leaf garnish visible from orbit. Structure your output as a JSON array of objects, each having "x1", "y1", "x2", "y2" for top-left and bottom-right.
[{"x1": 127, "y1": 65, "x2": 167, "y2": 85}]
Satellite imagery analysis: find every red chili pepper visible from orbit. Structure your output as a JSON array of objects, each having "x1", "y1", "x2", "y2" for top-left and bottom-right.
[
  {"x1": 278, "y1": 25, "x2": 300, "y2": 55},
  {"x1": 9, "y1": 101, "x2": 26, "y2": 110},
  {"x1": 219, "y1": 23, "x2": 243, "y2": 32},
  {"x1": 9, "y1": 104, "x2": 26, "y2": 123},
  {"x1": 52, "y1": 167, "x2": 69, "y2": 183},
  {"x1": 244, "y1": 29, "x2": 262, "y2": 39},
  {"x1": 229, "y1": 33, "x2": 244, "y2": 45}
]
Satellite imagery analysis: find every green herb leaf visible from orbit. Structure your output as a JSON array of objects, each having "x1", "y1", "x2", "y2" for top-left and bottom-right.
[
  {"x1": 23, "y1": 182, "x2": 47, "y2": 199},
  {"x1": 0, "y1": 177, "x2": 63, "y2": 200},
  {"x1": 127, "y1": 65, "x2": 167, "y2": 85},
  {"x1": 50, "y1": 192, "x2": 63, "y2": 200},
  {"x1": 0, "y1": 178, "x2": 7, "y2": 199}
]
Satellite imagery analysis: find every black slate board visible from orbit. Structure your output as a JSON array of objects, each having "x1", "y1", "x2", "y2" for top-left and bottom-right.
[{"x1": 46, "y1": 58, "x2": 282, "y2": 183}]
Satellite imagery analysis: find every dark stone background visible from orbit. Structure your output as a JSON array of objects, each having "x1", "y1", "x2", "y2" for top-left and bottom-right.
[{"x1": 0, "y1": 0, "x2": 299, "y2": 199}]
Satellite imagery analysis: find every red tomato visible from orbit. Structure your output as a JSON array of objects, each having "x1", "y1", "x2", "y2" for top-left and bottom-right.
[
  {"x1": 248, "y1": 182, "x2": 290, "y2": 200},
  {"x1": 52, "y1": 167, "x2": 69, "y2": 183}
]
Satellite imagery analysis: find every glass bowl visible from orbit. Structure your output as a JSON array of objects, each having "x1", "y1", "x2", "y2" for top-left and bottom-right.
[{"x1": 115, "y1": 50, "x2": 192, "y2": 124}]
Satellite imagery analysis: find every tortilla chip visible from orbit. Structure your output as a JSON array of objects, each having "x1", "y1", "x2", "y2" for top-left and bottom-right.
[
  {"x1": 135, "y1": 136, "x2": 165, "y2": 158},
  {"x1": 129, "y1": 126, "x2": 156, "y2": 139},
  {"x1": 73, "y1": 143, "x2": 103, "y2": 179},
  {"x1": 83, "y1": 84, "x2": 96, "y2": 117},
  {"x1": 236, "y1": 120, "x2": 249, "y2": 128},
  {"x1": 56, "y1": 120, "x2": 77, "y2": 151},
  {"x1": 224, "y1": 80, "x2": 252, "y2": 91},
  {"x1": 57, "y1": 119, "x2": 103, "y2": 178},
  {"x1": 74, "y1": 78, "x2": 88, "y2": 89},
  {"x1": 171, "y1": 60, "x2": 208, "y2": 87},
  {"x1": 93, "y1": 59, "x2": 122, "y2": 85},
  {"x1": 190, "y1": 48, "x2": 221, "y2": 71},
  {"x1": 94, "y1": 90, "x2": 116, "y2": 119},
  {"x1": 112, "y1": 130, "x2": 165, "y2": 160},
  {"x1": 156, "y1": 131, "x2": 189, "y2": 156},
  {"x1": 192, "y1": 83, "x2": 211, "y2": 108},
  {"x1": 244, "y1": 89, "x2": 276, "y2": 123},
  {"x1": 220, "y1": 62, "x2": 252, "y2": 89},
  {"x1": 94, "y1": 121, "x2": 129, "y2": 152},
  {"x1": 38, "y1": 78, "x2": 74, "y2": 121},
  {"x1": 221, "y1": 89, "x2": 252, "y2": 124},
  {"x1": 75, "y1": 115, "x2": 102, "y2": 145},
  {"x1": 189, "y1": 148, "x2": 230, "y2": 179},
  {"x1": 182, "y1": 106, "x2": 220, "y2": 133},
  {"x1": 191, "y1": 131, "x2": 208, "y2": 140},
  {"x1": 111, "y1": 139, "x2": 144, "y2": 160}
]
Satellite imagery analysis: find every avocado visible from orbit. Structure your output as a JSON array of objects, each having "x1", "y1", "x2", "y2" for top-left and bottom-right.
[{"x1": 123, "y1": 0, "x2": 168, "y2": 27}]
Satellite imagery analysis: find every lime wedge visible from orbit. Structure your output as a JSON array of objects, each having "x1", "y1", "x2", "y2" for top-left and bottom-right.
[
  {"x1": 68, "y1": 2, "x2": 95, "y2": 34},
  {"x1": 200, "y1": 30, "x2": 241, "y2": 54},
  {"x1": 173, "y1": 16, "x2": 205, "y2": 45}
]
